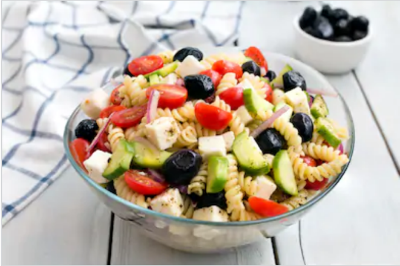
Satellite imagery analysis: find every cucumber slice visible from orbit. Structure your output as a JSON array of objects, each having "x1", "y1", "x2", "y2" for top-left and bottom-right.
[
  {"x1": 144, "y1": 61, "x2": 179, "y2": 78},
  {"x1": 232, "y1": 131, "x2": 270, "y2": 175},
  {"x1": 131, "y1": 141, "x2": 172, "y2": 169},
  {"x1": 260, "y1": 77, "x2": 270, "y2": 84},
  {"x1": 273, "y1": 150, "x2": 298, "y2": 196},
  {"x1": 149, "y1": 74, "x2": 160, "y2": 86},
  {"x1": 206, "y1": 155, "x2": 229, "y2": 193},
  {"x1": 284, "y1": 87, "x2": 311, "y2": 115},
  {"x1": 315, "y1": 117, "x2": 341, "y2": 148},
  {"x1": 311, "y1": 95, "x2": 329, "y2": 119},
  {"x1": 271, "y1": 64, "x2": 293, "y2": 88},
  {"x1": 243, "y1": 88, "x2": 274, "y2": 114},
  {"x1": 273, "y1": 102, "x2": 293, "y2": 122},
  {"x1": 103, "y1": 139, "x2": 135, "y2": 180}
]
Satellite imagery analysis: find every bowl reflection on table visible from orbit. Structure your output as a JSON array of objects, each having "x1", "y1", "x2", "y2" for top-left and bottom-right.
[{"x1": 63, "y1": 51, "x2": 354, "y2": 253}]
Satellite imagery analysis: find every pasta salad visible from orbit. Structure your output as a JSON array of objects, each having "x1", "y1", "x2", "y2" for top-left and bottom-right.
[{"x1": 70, "y1": 46, "x2": 349, "y2": 222}]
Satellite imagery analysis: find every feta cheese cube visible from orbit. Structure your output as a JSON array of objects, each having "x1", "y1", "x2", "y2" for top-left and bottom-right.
[
  {"x1": 284, "y1": 87, "x2": 311, "y2": 115},
  {"x1": 175, "y1": 55, "x2": 206, "y2": 78},
  {"x1": 238, "y1": 79, "x2": 255, "y2": 91},
  {"x1": 236, "y1": 106, "x2": 253, "y2": 125},
  {"x1": 83, "y1": 150, "x2": 112, "y2": 184},
  {"x1": 160, "y1": 73, "x2": 178, "y2": 85},
  {"x1": 198, "y1": 136, "x2": 226, "y2": 159},
  {"x1": 222, "y1": 131, "x2": 235, "y2": 151},
  {"x1": 193, "y1": 206, "x2": 229, "y2": 222},
  {"x1": 150, "y1": 188, "x2": 183, "y2": 217},
  {"x1": 80, "y1": 89, "x2": 110, "y2": 119},
  {"x1": 145, "y1": 117, "x2": 180, "y2": 150},
  {"x1": 250, "y1": 176, "x2": 277, "y2": 200},
  {"x1": 272, "y1": 89, "x2": 285, "y2": 105}
]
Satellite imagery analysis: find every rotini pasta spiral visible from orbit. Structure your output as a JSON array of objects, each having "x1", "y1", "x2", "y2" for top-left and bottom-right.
[
  {"x1": 230, "y1": 208, "x2": 262, "y2": 221},
  {"x1": 302, "y1": 142, "x2": 341, "y2": 162},
  {"x1": 156, "y1": 102, "x2": 196, "y2": 122},
  {"x1": 288, "y1": 146, "x2": 319, "y2": 181},
  {"x1": 181, "y1": 194, "x2": 195, "y2": 218},
  {"x1": 248, "y1": 119, "x2": 263, "y2": 133},
  {"x1": 108, "y1": 123, "x2": 125, "y2": 152},
  {"x1": 240, "y1": 72, "x2": 266, "y2": 98},
  {"x1": 216, "y1": 73, "x2": 237, "y2": 95},
  {"x1": 280, "y1": 189, "x2": 309, "y2": 211},
  {"x1": 188, "y1": 161, "x2": 208, "y2": 196},
  {"x1": 157, "y1": 50, "x2": 175, "y2": 64},
  {"x1": 229, "y1": 111, "x2": 250, "y2": 136},
  {"x1": 114, "y1": 177, "x2": 148, "y2": 208},
  {"x1": 256, "y1": 109, "x2": 274, "y2": 121},
  {"x1": 273, "y1": 117, "x2": 302, "y2": 147},
  {"x1": 315, "y1": 155, "x2": 349, "y2": 180},
  {"x1": 175, "y1": 125, "x2": 198, "y2": 147},
  {"x1": 311, "y1": 130, "x2": 325, "y2": 145},
  {"x1": 125, "y1": 117, "x2": 147, "y2": 142},
  {"x1": 180, "y1": 121, "x2": 216, "y2": 138},
  {"x1": 211, "y1": 96, "x2": 231, "y2": 112},
  {"x1": 224, "y1": 154, "x2": 245, "y2": 213},
  {"x1": 120, "y1": 75, "x2": 148, "y2": 107}
]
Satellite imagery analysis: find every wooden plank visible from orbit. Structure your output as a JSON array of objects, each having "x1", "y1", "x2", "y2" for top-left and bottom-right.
[
  {"x1": 110, "y1": 217, "x2": 276, "y2": 265},
  {"x1": 334, "y1": 1, "x2": 400, "y2": 171},
  {"x1": 2, "y1": 167, "x2": 111, "y2": 265}
]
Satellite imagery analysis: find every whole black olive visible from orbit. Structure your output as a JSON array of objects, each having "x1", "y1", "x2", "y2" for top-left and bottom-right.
[
  {"x1": 351, "y1": 16, "x2": 369, "y2": 32},
  {"x1": 162, "y1": 149, "x2": 202, "y2": 185},
  {"x1": 184, "y1": 75, "x2": 215, "y2": 99},
  {"x1": 173, "y1": 47, "x2": 203, "y2": 62},
  {"x1": 303, "y1": 26, "x2": 323, "y2": 39},
  {"x1": 352, "y1": 30, "x2": 367, "y2": 41},
  {"x1": 255, "y1": 128, "x2": 287, "y2": 155},
  {"x1": 123, "y1": 66, "x2": 133, "y2": 77},
  {"x1": 331, "y1": 8, "x2": 349, "y2": 23},
  {"x1": 197, "y1": 192, "x2": 227, "y2": 210},
  {"x1": 299, "y1": 7, "x2": 317, "y2": 29},
  {"x1": 334, "y1": 36, "x2": 352, "y2": 42},
  {"x1": 313, "y1": 16, "x2": 334, "y2": 40},
  {"x1": 106, "y1": 181, "x2": 116, "y2": 195},
  {"x1": 75, "y1": 119, "x2": 98, "y2": 142},
  {"x1": 241, "y1": 61, "x2": 261, "y2": 76},
  {"x1": 283, "y1": 71, "x2": 307, "y2": 92},
  {"x1": 290, "y1": 113, "x2": 313, "y2": 143},
  {"x1": 265, "y1": 70, "x2": 276, "y2": 82},
  {"x1": 334, "y1": 19, "x2": 351, "y2": 36},
  {"x1": 321, "y1": 4, "x2": 334, "y2": 21}
]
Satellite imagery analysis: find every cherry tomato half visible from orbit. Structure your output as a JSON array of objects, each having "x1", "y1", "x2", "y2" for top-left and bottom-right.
[
  {"x1": 212, "y1": 60, "x2": 243, "y2": 79},
  {"x1": 264, "y1": 83, "x2": 273, "y2": 103},
  {"x1": 244, "y1": 46, "x2": 268, "y2": 72},
  {"x1": 111, "y1": 105, "x2": 147, "y2": 128},
  {"x1": 146, "y1": 84, "x2": 188, "y2": 109},
  {"x1": 100, "y1": 105, "x2": 126, "y2": 119},
  {"x1": 199, "y1": 69, "x2": 222, "y2": 88},
  {"x1": 306, "y1": 178, "x2": 329, "y2": 190},
  {"x1": 110, "y1": 85, "x2": 123, "y2": 105},
  {"x1": 124, "y1": 170, "x2": 167, "y2": 195},
  {"x1": 195, "y1": 102, "x2": 233, "y2": 131},
  {"x1": 96, "y1": 133, "x2": 111, "y2": 153},
  {"x1": 248, "y1": 196, "x2": 289, "y2": 217},
  {"x1": 301, "y1": 155, "x2": 317, "y2": 167},
  {"x1": 218, "y1": 86, "x2": 244, "y2": 110},
  {"x1": 127, "y1": 55, "x2": 163, "y2": 76},
  {"x1": 70, "y1": 138, "x2": 90, "y2": 171}
]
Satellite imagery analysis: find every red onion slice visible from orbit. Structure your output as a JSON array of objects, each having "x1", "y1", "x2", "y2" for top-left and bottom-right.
[
  {"x1": 147, "y1": 169, "x2": 165, "y2": 183},
  {"x1": 308, "y1": 95, "x2": 313, "y2": 108},
  {"x1": 176, "y1": 78, "x2": 185, "y2": 87},
  {"x1": 133, "y1": 137, "x2": 158, "y2": 153},
  {"x1": 87, "y1": 113, "x2": 114, "y2": 153},
  {"x1": 307, "y1": 88, "x2": 338, "y2": 97},
  {"x1": 337, "y1": 143, "x2": 344, "y2": 155},
  {"x1": 250, "y1": 106, "x2": 290, "y2": 138},
  {"x1": 146, "y1": 90, "x2": 160, "y2": 123},
  {"x1": 176, "y1": 185, "x2": 188, "y2": 194}
]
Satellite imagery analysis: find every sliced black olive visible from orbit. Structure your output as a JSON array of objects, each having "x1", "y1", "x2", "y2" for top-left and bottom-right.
[
  {"x1": 283, "y1": 71, "x2": 307, "y2": 92},
  {"x1": 162, "y1": 149, "x2": 202, "y2": 185},
  {"x1": 334, "y1": 19, "x2": 351, "y2": 36},
  {"x1": 255, "y1": 128, "x2": 287, "y2": 155},
  {"x1": 75, "y1": 119, "x2": 98, "y2": 142},
  {"x1": 334, "y1": 36, "x2": 352, "y2": 42},
  {"x1": 351, "y1": 16, "x2": 369, "y2": 32},
  {"x1": 321, "y1": 4, "x2": 334, "y2": 21},
  {"x1": 197, "y1": 192, "x2": 227, "y2": 210},
  {"x1": 290, "y1": 113, "x2": 313, "y2": 143},
  {"x1": 184, "y1": 75, "x2": 215, "y2": 99},
  {"x1": 299, "y1": 7, "x2": 317, "y2": 29},
  {"x1": 313, "y1": 16, "x2": 334, "y2": 40},
  {"x1": 331, "y1": 8, "x2": 349, "y2": 23},
  {"x1": 173, "y1": 47, "x2": 203, "y2": 62},
  {"x1": 352, "y1": 30, "x2": 367, "y2": 41},
  {"x1": 265, "y1": 70, "x2": 276, "y2": 82},
  {"x1": 241, "y1": 61, "x2": 261, "y2": 76}
]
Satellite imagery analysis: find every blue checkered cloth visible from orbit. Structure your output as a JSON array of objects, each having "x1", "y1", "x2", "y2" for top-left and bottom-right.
[{"x1": 2, "y1": 1, "x2": 245, "y2": 225}]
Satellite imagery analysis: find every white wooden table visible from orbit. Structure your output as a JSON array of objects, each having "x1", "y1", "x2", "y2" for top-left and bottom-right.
[{"x1": 3, "y1": 2, "x2": 400, "y2": 265}]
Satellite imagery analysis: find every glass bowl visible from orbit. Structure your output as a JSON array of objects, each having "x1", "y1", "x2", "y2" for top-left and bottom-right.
[{"x1": 63, "y1": 51, "x2": 354, "y2": 253}]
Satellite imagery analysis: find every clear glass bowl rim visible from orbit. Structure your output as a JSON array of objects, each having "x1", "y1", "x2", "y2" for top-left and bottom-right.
[{"x1": 63, "y1": 65, "x2": 355, "y2": 228}]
